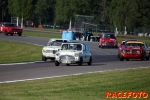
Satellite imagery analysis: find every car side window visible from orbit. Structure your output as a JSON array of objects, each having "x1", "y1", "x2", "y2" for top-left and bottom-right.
[
  {"x1": 144, "y1": 43, "x2": 148, "y2": 48},
  {"x1": 83, "y1": 44, "x2": 86, "y2": 51}
]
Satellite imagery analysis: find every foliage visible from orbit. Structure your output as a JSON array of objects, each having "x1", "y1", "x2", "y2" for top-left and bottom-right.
[{"x1": 1, "y1": 0, "x2": 150, "y2": 32}]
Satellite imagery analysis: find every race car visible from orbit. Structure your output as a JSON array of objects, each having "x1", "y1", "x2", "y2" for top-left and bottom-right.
[
  {"x1": 118, "y1": 39, "x2": 137, "y2": 58},
  {"x1": 98, "y1": 33, "x2": 118, "y2": 48},
  {"x1": 0, "y1": 22, "x2": 23, "y2": 36},
  {"x1": 119, "y1": 41, "x2": 150, "y2": 61},
  {"x1": 55, "y1": 42, "x2": 92, "y2": 66},
  {"x1": 42, "y1": 38, "x2": 70, "y2": 61}
]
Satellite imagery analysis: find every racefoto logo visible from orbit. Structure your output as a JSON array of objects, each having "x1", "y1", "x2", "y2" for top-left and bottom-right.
[{"x1": 106, "y1": 91, "x2": 148, "y2": 99}]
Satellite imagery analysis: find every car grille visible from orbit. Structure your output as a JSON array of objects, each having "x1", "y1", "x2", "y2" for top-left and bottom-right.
[
  {"x1": 46, "y1": 50, "x2": 57, "y2": 54},
  {"x1": 126, "y1": 50, "x2": 139, "y2": 54},
  {"x1": 105, "y1": 42, "x2": 114, "y2": 46},
  {"x1": 60, "y1": 55, "x2": 75, "y2": 60}
]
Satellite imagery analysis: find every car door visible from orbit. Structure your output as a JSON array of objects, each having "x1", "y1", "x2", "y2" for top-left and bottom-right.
[
  {"x1": 144, "y1": 43, "x2": 150, "y2": 57},
  {"x1": 82, "y1": 44, "x2": 90, "y2": 62}
]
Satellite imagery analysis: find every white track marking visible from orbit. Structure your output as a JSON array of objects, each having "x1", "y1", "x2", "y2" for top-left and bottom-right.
[{"x1": 0, "y1": 61, "x2": 43, "y2": 66}]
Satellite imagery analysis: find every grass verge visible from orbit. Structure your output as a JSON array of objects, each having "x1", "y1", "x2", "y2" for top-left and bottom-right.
[
  {"x1": 22, "y1": 32, "x2": 62, "y2": 38},
  {"x1": 0, "y1": 67, "x2": 149, "y2": 100},
  {"x1": 0, "y1": 39, "x2": 42, "y2": 64}
]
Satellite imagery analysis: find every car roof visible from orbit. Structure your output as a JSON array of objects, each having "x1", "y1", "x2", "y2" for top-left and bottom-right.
[
  {"x1": 102, "y1": 32, "x2": 115, "y2": 34},
  {"x1": 49, "y1": 38, "x2": 70, "y2": 41},
  {"x1": 126, "y1": 41, "x2": 144, "y2": 44},
  {"x1": 62, "y1": 42, "x2": 87, "y2": 45}
]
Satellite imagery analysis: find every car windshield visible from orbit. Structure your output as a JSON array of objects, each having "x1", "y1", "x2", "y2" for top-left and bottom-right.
[
  {"x1": 47, "y1": 41, "x2": 63, "y2": 46},
  {"x1": 61, "y1": 44, "x2": 82, "y2": 51},
  {"x1": 104, "y1": 34, "x2": 115, "y2": 39},
  {"x1": 125, "y1": 43, "x2": 143, "y2": 47},
  {"x1": 5, "y1": 23, "x2": 17, "y2": 27}
]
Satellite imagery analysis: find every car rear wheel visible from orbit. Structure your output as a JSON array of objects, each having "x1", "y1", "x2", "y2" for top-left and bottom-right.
[
  {"x1": 78, "y1": 57, "x2": 83, "y2": 66},
  {"x1": 87, "y1": 57, "x2": 92, "y2": 65},
  {"x1": 55, "y1": 61, "x2": 59, "y2": 66},
  {"x1": 42, "y1": 55, "x2": 47, "y2": 61}
]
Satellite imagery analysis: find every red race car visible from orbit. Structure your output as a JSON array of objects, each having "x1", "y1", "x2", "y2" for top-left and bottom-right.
[
  {"x1": 98, "y1": 33, "x2": 118, "y2": 48},
  {"x1": 0, "y1": 22, "x2": 23, "y2": 36},
  {"x1": 118, "y1": 39, "x2": 137, "y2": 58},
  {"x1": 119, "y1": 41, "x2": 150, "y2": 61}
]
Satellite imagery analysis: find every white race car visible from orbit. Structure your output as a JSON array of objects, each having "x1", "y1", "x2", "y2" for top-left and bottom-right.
[
  {"x1": 55, "y1": 42, "x2": 92, "y2": 66},
  {"x1": 42, "y1": 38, "x2": 70, "y2": 61}
]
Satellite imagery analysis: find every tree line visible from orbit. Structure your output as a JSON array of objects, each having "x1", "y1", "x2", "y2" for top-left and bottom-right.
[{"x1": 0, "y1": 0, "x2": 150, "y2": 32}]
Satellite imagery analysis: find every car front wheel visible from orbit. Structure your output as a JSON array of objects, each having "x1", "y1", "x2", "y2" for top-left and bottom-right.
[
  {"x1": 55, "y1": 61, "x2": 60, "y2": 66},
  {"x1": 18, "y1": 33, "x2": 22, "y2": 36},
  {"x1": 42, "y1": 55, "x2": 47, "y2": 61},
  {"x1": 119, "y1": 55, "x2": 124, "y2": 61}
]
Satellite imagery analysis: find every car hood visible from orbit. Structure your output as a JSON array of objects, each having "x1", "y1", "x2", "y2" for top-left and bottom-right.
[
  {"x1": 43, "y1": 46, "x2": 61, "y2": 50},
  {"x1": 105, "y1": 38, "x2": 116, "y2": 42},
  {"x1": 122, "y1": 46, "x2": 142, "y2": 50},
  {"x1": 58, "y1": 50, "x2": 82, "y2": 55},
  {"x1": 6, "y1": 27, "x2": 22, "y2": 30}
]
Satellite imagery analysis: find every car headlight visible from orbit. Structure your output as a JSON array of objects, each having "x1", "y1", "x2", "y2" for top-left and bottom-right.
[
  {"x1": 74, "y1": 53, "x2": 79, "y2": 57},
  {"x1": 42, "y1": 48, "x2": 47, "y2": 53},
  {"x1": 55, "y1": 52, "x2": 60, "y2": 56},
  {"x1": 136, "y1": 51, "x2": 140, "y2": 54},
  {"x1": 122, "y1": 50, "x2": 126, "y2": 53}
]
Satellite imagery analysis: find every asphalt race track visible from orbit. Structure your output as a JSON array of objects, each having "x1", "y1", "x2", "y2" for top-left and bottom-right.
[{"x1": 0, "y1": 33, "x2": 150, "y2": 83}]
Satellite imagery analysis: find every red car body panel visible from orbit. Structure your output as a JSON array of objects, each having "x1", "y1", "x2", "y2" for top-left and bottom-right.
[
  {"x1": 0, "y1": 22, "x2": 23, "y2": 36},
  {"x1": 121, "y1": 46, "x2": 143, "y2": 59}
]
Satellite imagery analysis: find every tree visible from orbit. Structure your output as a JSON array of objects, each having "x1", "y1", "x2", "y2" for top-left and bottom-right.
[
  {"x1": 0, "y1": 0, "x2": 10, "y2": 22},
  {"x1": 34, "y1": 0, "x2": 56, "y2": 25},
  {"x1": 108, "y1": 0, "x2": 140, "y2": 32},
  {"x1": 8, "y1": 0, "x2": 34, "y2": 21}
]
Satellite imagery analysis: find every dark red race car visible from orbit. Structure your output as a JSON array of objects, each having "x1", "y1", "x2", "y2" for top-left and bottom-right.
[
  {"x1": 119, "y1": 41, "x2": 150, "y2": 61},
  {"x1": 118, "y1": 39, "x2": 137, "y2": 58},
  {"x1": 0, "y1": 22, "x2": 23, "y2": 36},
  {"x1": 98, "y1": 33, "x2": 118, "y2": 48}
]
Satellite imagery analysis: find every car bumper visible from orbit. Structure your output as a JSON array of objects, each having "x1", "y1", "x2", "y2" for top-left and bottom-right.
[
  {"x1": 42, "y1": 53, "x2": 55, "y2": 58},
  {"x1": 103, "y1": 42, "x2": 117, "y2": 47},
  {"x1": 55, "y1": 55, "x2": 80, "y2": 64},
  {"x1": 122, "y1": 54, "x2": 142, "y2": 59}
]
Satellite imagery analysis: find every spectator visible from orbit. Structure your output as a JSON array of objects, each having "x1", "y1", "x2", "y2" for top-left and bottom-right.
[{"x1": 83, "y1": 28, "x2": 88, "y2": 41}]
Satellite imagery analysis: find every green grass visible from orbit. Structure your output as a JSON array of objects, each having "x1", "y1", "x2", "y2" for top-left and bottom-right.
[
  {"x1": 117, "y1": 34, "x2": 150, "y2": 46},
  {"x1": 23, "y1": 32, "x2": 62, "y2": 38},
  {"x1": 0, "y1": 39, "x2": 42, "y2": 64},
  {"x1": 0, "y1": 67, "x2": 149, "y2": 100}
]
